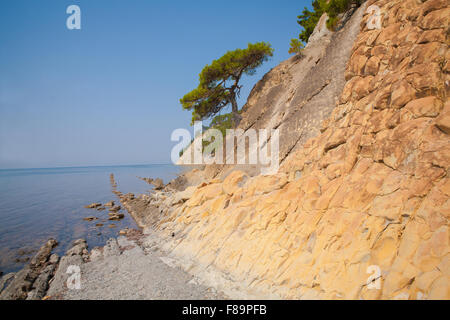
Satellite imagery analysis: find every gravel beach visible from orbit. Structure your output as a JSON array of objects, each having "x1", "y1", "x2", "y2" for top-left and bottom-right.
[
  {"x1": 48, "y1": 232, "x2": 224, "y2": 300},
  {"x1": 0, "y1": 229, "x2": 225, "y2": 300}
]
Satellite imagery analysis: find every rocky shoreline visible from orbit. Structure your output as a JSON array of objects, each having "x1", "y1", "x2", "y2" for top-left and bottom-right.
[
  {"x1": 0, "y1": 238, "x2": 59, "y2": 300},
  {"x1": 0, "y1": 172, "x2": 225, "y2": 300},
  {"x1": 0, "y1": 228, "x2": 224, "y2": 300}
]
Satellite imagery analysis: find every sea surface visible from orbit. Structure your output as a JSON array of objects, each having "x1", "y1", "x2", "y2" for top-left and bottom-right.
[{"x1": 0, "y1": 164, "x2": 182, "y2": 274}]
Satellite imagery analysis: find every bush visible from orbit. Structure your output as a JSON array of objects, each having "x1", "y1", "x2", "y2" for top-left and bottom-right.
[
  {"x1": 289, "y1": 0, "x2": 363, "y2": 54},
  {"x1": 296, "y1": 0, "x2": 325, "y2": 44},
  {"x1": 179, "y1": 112, "x2": 237, "y2": 157},
  {"x1": 207, "y1": 112, "x2": 236, "y2": 137},
  {"x1": 288, "y1": 38, "x2": 305, "y2": 55}
]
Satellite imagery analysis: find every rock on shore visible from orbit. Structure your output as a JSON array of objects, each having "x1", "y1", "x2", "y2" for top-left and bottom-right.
[
  {"x1": 139, "y1": 177, "x2": 165, "y2": 190},
  {"x1": 0, "y1": 239, "x2": 58, "y2": 300},
  {"x1": 84, "y1": 203, "x2": 102, "y2": 209}
]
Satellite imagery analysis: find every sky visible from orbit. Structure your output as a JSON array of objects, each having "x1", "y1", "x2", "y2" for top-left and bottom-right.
[{"x1": 0, "y1": 0, "x2": 311, "y2": 169}]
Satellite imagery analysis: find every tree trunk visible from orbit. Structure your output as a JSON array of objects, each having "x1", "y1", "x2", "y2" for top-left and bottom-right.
[{"x1": 230, "y1": 95, "x2": 241, "y2": 127}]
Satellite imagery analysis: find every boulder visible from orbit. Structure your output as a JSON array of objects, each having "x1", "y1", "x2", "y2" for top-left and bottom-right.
[
  {"x1": 121, "y1": 193, "x2": 135, "y2": 201},
  {"x1": 26, "y1": 264, "x2": 56, "y2": 300},
  {"x1": 104, "y1": 201, "x2": 115, "y2": 207},
  {"x1": 66, "y1": 240, "x2": 87, "y2": 256},
  {"x1": 73, "y1": 239, "x2": 86, "y2": 246},
  {"x1": 0, "y1": 267, "x2": 33, "y2": 300},
  {"x1": 0, "y1": 239, "x2": 57, "y2": 300},
  {"x1": 152, "y1": 178, "x2": 164, "y2": 190},
  {"x1": 109, "y1": 205, "x2": 121, "y2": 212},
  {"x1": 84, "y1": 203, "x2": 101, "y2": 209},
  {"x1": 0, "y1": 273, "x2": 15, "y2": 294},
  {"x1": 171, "y1": 185, "x2": 197, "y2": 205},
  {"x1": 48, "y1": 254, "x2": 59, "y2": 265},
  {"x1": 108, "y1": 213, "x2": 125, "y2": 221},
  {"x1": 30, "y1": 239, "x2": 57, "y2": 269}
]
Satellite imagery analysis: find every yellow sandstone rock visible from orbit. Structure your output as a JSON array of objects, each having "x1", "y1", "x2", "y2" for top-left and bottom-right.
[{"x1": 152, "y1": 0, "x2": 449, "y2": 300}]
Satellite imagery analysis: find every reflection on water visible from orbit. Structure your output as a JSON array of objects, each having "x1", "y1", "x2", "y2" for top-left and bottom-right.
[{"x1": 0, "y1": 164, "x2": 181, "y2": 274}]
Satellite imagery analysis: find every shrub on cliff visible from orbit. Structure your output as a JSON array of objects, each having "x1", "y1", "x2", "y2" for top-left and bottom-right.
[
  {"x1": 288, "y1": 38, "x2": 305, "y2": 55},
  {"x1": 289, "y1": 0, "x2": 363, "y2": 54},
  {"x1": 294, "y1": 0, "x2": 326, "y2": 46},
  {"x1": 180, "y1": 42, "x2": 274, "y2": 126},
  {"x1": 207, "y1": 112, "x2": 235, "y2": 137}
]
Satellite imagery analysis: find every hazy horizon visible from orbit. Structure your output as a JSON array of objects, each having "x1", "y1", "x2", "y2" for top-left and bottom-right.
[
  {"x1": 0, "y1": 0, "x2": 311, "y2": 169},
  {"x1": 0, "y1": 162, "x2": 176, "y2": 170}
]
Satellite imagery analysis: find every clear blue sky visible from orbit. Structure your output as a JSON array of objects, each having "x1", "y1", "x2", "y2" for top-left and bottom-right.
[{"x1": 0, "y1": 0, "x2": 311, "y2": 168}]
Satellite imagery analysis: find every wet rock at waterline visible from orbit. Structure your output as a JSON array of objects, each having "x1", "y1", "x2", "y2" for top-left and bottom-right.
[
  {"x1": 84, "y1": 203, "x2": 102, "y2": 209},
  {"x1": 83, "y1": 217, "x2": 98, "y2": 222},
  {"x1": 104, "y1": 201, "x2": 115, "y2": 207},
  {"x1": 108, "y1": 213, "x2": 125, "y2": 221},
  {"x1": 109, "y1": 205, "x2": 121, "y2": 212},
  {"x1": 0, "y1": 239, "x2": 58, "y2": 300}
]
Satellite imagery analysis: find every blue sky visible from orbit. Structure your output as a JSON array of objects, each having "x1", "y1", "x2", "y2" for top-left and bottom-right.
[{"x1": 0, "y1": 0, "x2": 311, "y2": 168}]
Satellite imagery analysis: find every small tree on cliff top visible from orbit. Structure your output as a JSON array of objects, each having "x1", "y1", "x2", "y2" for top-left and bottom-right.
[
  {"x1": 289, "y1": 0, "x2": 363, "y2": 54},
  {"x1": 181, "y1": 42, "x2": 274, "y2": 126}
]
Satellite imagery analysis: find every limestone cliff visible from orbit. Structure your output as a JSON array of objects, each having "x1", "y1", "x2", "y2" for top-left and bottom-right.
[
  {"x1": 123, "y1": 0, "x2": 449, "y2": 299},
  {"x1": 184, "y1": 3, "x2": 365, "y2": 180}
]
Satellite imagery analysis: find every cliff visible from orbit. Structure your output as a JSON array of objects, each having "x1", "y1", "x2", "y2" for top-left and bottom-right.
[
  {"x1": 123, "y1": 0, "x2": 449, "y2": 299},
  {"x1": 180, "y1": 2, "x2": 364, "y2": 179}
]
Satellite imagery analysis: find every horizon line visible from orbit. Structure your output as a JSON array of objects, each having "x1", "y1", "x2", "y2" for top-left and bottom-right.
[{"x1": 0, "y1": 163, "x2": 176, "y2": 171}]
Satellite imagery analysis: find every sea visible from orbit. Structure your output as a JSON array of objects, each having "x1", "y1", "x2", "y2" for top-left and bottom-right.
[{"x1": 0, "y1": 164, "x2": 182, "y2": 274}]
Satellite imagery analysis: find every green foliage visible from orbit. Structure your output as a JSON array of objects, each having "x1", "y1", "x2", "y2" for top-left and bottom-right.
[
  {"x1": 289, "y1": 0, "x2": 362, "y2": 54},
  {"x1": 288, "y1": 38, "x2": 305, "y2": 55},
  {"x1": 326, "y1": 0, "x2": 354, "y2": 19},
  {"x1": 208, "y1": 112, "x2": 237, "y2": 137},
  {"x1": 326, "y1": 16, "x2": 339, "y2": 30},
  {"x1": 181, "y1": 42, "x2": 274, "y2": 125},
  {"x1": 296, "y1": 0, "x2": 325, "y2": 44},
  {"x1": 178, "y1": 112, "x2": 236, "y2": 157}
]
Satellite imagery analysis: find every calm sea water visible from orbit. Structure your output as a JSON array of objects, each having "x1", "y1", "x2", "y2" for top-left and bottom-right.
[{"x1": 0, "y1": 164, "x2": 181, "y2": 274}]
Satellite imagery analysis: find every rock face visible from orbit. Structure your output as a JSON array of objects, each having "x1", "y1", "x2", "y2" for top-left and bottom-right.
[
  {"x1": 128, "y1": 0, "x2": 449, "y2": 299},
  {"x1": 180, "y1": 2, "x2": 366, "y2": 181}
]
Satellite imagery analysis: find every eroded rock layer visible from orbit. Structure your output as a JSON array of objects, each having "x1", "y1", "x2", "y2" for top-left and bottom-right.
[{"x1": 126, "y1": 0, "x2": 449, "y2": 299}]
